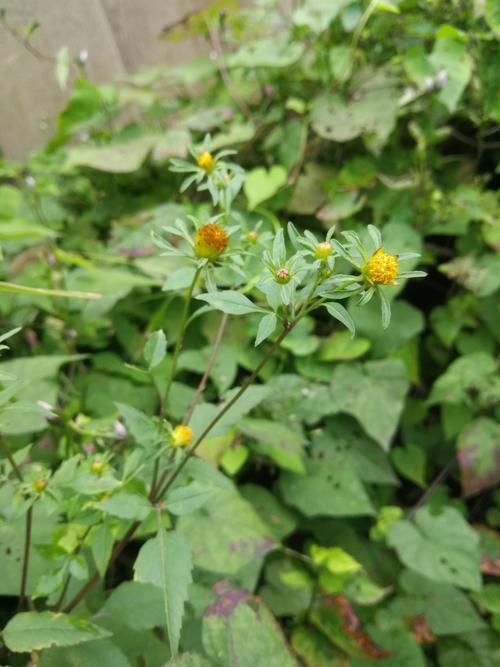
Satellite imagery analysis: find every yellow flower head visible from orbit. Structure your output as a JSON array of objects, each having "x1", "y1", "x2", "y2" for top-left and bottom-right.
[
  {"x1": 33, "y1": 478, "x2": 48, "y2": 493},
  {"x1": 172, "y1": 425, "x2": 192, "y2": 447},
  {"x1": 194, "y1": 223, "x2": 228, "y2": 261},
  {"x1": 197, "y1": 151, "x2": 215, "y2": 173},
  {"x1": 365, "y1": 248, "x2": 398, "y2": 285},
  {"x1": 315, "y1": 241, "x2": 333, "y2": 261}
]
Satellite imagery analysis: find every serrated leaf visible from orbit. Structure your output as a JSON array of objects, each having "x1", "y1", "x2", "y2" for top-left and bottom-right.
[
  {"x1": 134, "y1": 527, "x2": 192, "y2": 656},
  {"x1": 3, "y1": 612, "x2": 110, "y2": 652},
  {"x1": 96, "y1": 581, "x2": 165, "y2": 631}
]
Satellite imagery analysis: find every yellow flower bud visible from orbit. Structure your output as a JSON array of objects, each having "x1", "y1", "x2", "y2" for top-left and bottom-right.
[
  {"x1": 365, "y1": 248, "x2": 398, "y2": 285},
  {"x1": 197, "y1": 151, "x2": 215, "y2": 173},
  {"x1": 315, "y1": 242, "x2": 333, "y2": 261},
  {"x1": 33, "y1": 478, "x2": 47, "y2": 493},
  {"x1": 246, "y1": 230, "x2": 258, "y2": 243},
  {"x1": 172, "y1": 425, "x2": 192, "y2": 447},
  {"x1": 194, "y1": 224, "x2": 228, "y2": 261},
  {"x1": 91, "y1": 460, "x2": 105, "y2": 475}
]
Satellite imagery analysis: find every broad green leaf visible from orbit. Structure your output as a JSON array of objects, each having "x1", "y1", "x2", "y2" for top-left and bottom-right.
[
  {"x1": 228, "y1": 37, "x2": 304, "y2": 68},
  {"x1": 239, "y1": 417, "x2": 305, "y2": 473},
  {"x1": 265, "y1": 374, "x2": 333, "y2": 426},
  {"x1": 90, "y1": 523, "x2": 114, "y2": 579},
  {"x1": 116, "y1": 403, "x2": 159, "y2": 449},
  {"x1": 292, "y1": 625, "x2": 348, "y2": 666},
  {"x1": 318, "y1": 331, "x2": 370, "y2": 361},
  {"x1": 143, "y1": 329, "x2": 167, "y2": 369},
  {"x1": 391, "y1": 445, "x2": 426, "y2": 487},
  {"x1": 387, "y1": 507, "x2": 482, "y2": 590},
  {"x1": 95, "y1": 492, "x2": 152, "y2": 521},
  {"x1": 244, "y1": 166, "x2": 287, "y2": 210},
  {"x1": 165, "y1": 482, "x2": 217, "y2": 516},
  {"x1": 3, "y1": 612, "x2": 110, "y2": 652},
  {"x1": 64, "y1": 135, "x2": 159, "y2": 173},
  {"x1": 96, "y1": 581, "x2": 165, "y2": 631},
  {"x1": 202, "y1": 587, "x2": 298, "y2": 667},
  {"x1": 240, "y1": 484, "x2": 297, "y2": 541},
  {"x1": 196, "y1": 290, "x2": 265, "y2": 315},
  {"x1": 428, "y1": 353, "x2": 497, "y2": 406},
  {"x1": 430, "y1": 37, "x2": 472, "y2": 112},
  {"x1": 457, "y1": 417, "x2": 500, "y2": 496},
  {"x1": 293, "y1": 0, "x2": 352, "y2": 33},
  {"x1": 0, "y1": 220, "x2": 56, "y2": 240},
  {"x1": 279, "y1": 457, "x2": 374, "y2": 518},
  {"x1": 134, "y1": 527, "x2": 192, "y2": 655},
  {"x1": 176, "y1": 488, "x2": 276, "y2": 574},
  {"x1": 313, "y1": 418, "x2": 398, "y2": 486},
  {"x1": 168, "y1": 654, "x2": 214, "y2": 667},
  {"x1": 350, "y1": 627, "x2": 425, "y2": 666},
  {"x1": 485, "y1": 0, "x2": 500, "y2": 36},
  {"x1": 40, "y1": 639, "x2": 132, "y2": 667},
  {"x1": 437, "y1": 630, "x2": 500, "y2": 667},
  {"x1": 395, "y1": 570, "x2": 485, "y2": 635},
  {"x1": 330, "y1": 359, "x2": 409, "y2": 450}
]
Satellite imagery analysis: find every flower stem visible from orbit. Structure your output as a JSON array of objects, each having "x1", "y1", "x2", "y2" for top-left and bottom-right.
[
  {"x1": 18, "y1": 504, "x2": 33, "y2": 611},
  {"x1": 154, "y1": 319, "x2": 297, "y2": 501},
  {"x1": 163, "y1": 266, "x2": 202, "y2": 412}
]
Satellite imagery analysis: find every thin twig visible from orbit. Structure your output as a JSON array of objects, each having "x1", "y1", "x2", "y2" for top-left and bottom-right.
[
  {"x1": 0, "y1": 437, "x2": 24, "y2": 482},
  {"x1": 183, "y1": 313, "x2": 228, "y2": 425},
  {"x1": 408, "y1": 458, "x2": 456, "y2": 519},
  {"x1": 155, "y1": 322, "x2": 295, "y2": 501},
  {"x1": 18, "y1": 505, "x2": 33, "y2": 612},
  {"x1": 206, "y1": 21, "x2": 253, "y2": 122}
]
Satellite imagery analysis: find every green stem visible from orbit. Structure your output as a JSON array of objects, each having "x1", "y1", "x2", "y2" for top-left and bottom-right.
[
  {"x1": 0, "y1": 437, "x2": 23, "y2": 482},
  {"x1": 154, "y1": 320, "x2": 298, "y2": 501},
  {"x1": 163, "y1": 266, "x2": 202, "y2": 412},
  {"x1": 18, "y1": 504, "x2": 33, "y2": 611}
]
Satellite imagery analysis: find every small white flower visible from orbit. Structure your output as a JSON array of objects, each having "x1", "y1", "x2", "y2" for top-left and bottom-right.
[
  {"x1": 435, "y1": 69, "x2": 448, "y2": 88},
  {"x1": 79, "y1": 49, "x2": 88, "y2": 64},
  {"x1": 113, "y1": 420, "x2": 127, "y2": 439},
  {"x1": 25, "y1": 176, "x2": 36, "y2": 188}
]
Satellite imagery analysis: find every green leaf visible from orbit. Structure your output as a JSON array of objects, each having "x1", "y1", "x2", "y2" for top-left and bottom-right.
[
  {"x1": 430, "y1": 37, "x2": 472, "y2": 112},
  {"x1": 95, "y1": 492, "x2": 152, "y2": 521},
  {"x1": 485, "y1": 0, "x2": 500, "y2": 36},
  {"x1": 387, "y1": 507, "x2": 482, "y2": 590},
  {"x1": 391, "y1": 445, "x2": 426, "y2": 487},
  {"x1": 133, "y1": 527, "x2": 192, "y2": 656},
  {"x1": 228, "y1": 37, "x2": 304, "y2": 68},
  {"x1": 0, "y1": 281, "x2": 100, "y2": 300},
  {"x1": 96, "y1": 581, "x2": 166, "y2": 631},
  {"x1": 244, "y1": 166, "x2": 288, "y2": 210},
  {"x1": 428, "y1": 352, "x2": 497, "y2": 406},
  {"x1": 116, "y1": 403, "x2": 158, "y2": 449},
  {"x1": 168, "y1": 654, "x2": 214, "y2": 667},
  {"x1": 293, "y1": 0, "x2": 352, "y2": 33},
  {"x1": 238, "y1": 417, "x2": 305, "y2": 473},
  {"x1": 240, "y1": 484, "x2": 297, "y2": 541},
  {"x1": 165, "y1": 482, "x2": 217, "y2": 516},
  {"x1": 292, "y1": 625, "x2": 348, "y2": 666},
  {"x1": 176, "y1": 488, "x2": 276, "y2": 574},
  {"x1": 330, "y1": 359, "x2": 410, "y2": 450},
  {"x1": 40, "y1": 639, "x2": 132, "y2": 667},
  {"x1": 323, "y1": 302, "x2": 355, "y2": 337},
  {"x1": 143, "y1": 329, "x2": 167, "y2": 369},
  {"x1": 64, "y1": 135, "x2": 159, "y2": 173},
  {"x1": 0, "y1": 220, "x2": 57, "y2": 240},
  {"x1": 457, "y1": 417, "x2": 500, "y2": 496},
  {"x1": 318, "y1": 330, "x2": 370, "y2": 361},
  {"x1": 314, "y1": 417, "x2": 398, "y2": 486},
  {"x1": 202, "y1": 587, "x2": 297, "y2": 667},
  {"x1": 255, "y1": 313, "x2": 277, "y2": 346},
  {"x1": 279, "y1": 457, "x2": 374, "y2": 518},
  {"x1": 90, "y1": 524, "x2": 114, "y2": 579},
  {"x1": 3, "y1": 612, "x2": 110, "y2": 652},
  {"x1": 196, "y1": 290, "x2": 265, "y2": 315}
]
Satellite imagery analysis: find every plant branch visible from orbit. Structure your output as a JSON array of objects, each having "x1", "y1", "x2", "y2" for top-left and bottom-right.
[
  {"x1": 163, "y1": 266, "x2": 202, "y2": 412},
  {"x1": 183, "y1": 313, "x2": 228, "y2": 425},
  {"x1": 0, "y1": 437, "x2": 24, "y2": 482},
  {"x1": 18, "y1": 505, "x2": 33, "y2": 612},
  {"x1": 155, "y1": 320, "x2": 296, "y2": 501}
]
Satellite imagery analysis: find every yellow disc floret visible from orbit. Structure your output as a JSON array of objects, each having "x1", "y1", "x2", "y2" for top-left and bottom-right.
[
  {"x1": 33, "y1": 478, "x2": 48, "y2": 493},
  {"x1": 315, "y1": 242, "x2": 333, "y2": 261},
  {"x1": 365, "y1": 248, "x2": 398, "y2": 285},
  {"x1": 194, "y1": 223, "x2": 228, "y2": 261},
  {"x1": 197, "y1": 151, "x2": 215, "y2": 172},
  {"x1": 172, "y1": 425, "x2": 193, "y2": 447}
]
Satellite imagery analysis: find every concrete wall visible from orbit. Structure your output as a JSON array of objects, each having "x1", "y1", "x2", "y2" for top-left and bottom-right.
[{"x1": 0, "y1": 0, "x2": 212, "y2": 159}]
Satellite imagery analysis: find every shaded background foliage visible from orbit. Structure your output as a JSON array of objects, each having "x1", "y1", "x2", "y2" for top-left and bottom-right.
[{"x1": 0, "y1": 0, "x2": 499, "y2": 665}]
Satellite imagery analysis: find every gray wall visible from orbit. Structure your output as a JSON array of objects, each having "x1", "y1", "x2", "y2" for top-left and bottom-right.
[{"x1": 0, "y1": 0, "x2": 212, "y2": 159}]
